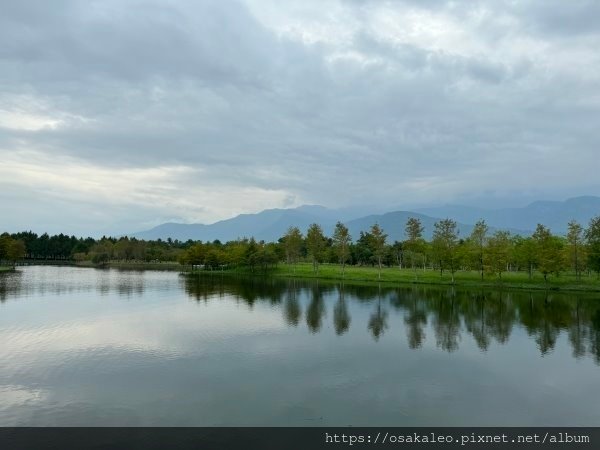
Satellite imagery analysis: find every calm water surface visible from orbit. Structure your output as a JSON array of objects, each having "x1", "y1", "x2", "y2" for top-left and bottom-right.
[{"x1": 1, "y1": 266, "x2": 599, "y2": 426}]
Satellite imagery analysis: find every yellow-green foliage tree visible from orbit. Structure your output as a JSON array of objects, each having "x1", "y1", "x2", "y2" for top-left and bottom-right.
[
  {"x1": 332, "y1": 222, "x2": 352, "y2": 277},
  {"x1": 282, "y1": 226, "x2": 303, "y2": 272},
  {"x1": 432, "y1": 219, "x2": 460, "y2": 283},
  {"x1": 532, "y1": 224, "x2": 565, "y2": 283},
  {"x1": 0, "y1": 234, "x2": 26, "y2": 267},
  {"x1": 468, "y1": 219, "x2": 489, "y2": 280},
  {"x1": 485, "y1": 230, "x2": 512, "y2": 280},
  {"x1": 585, "y1": 216, "x2": 600, "y2": 278},
  {"x1": 404, "y1": 217, "x2": 426, "y2": 280},
  {"x1": 370, "y1": 223, "x2": 387, "y2": 280},
  {"x1": 566, "y1": 220, "x2": 586, "y2": 280},
  {"x1": 306, "y1": 223, "x2": 326, "y2": 274}
]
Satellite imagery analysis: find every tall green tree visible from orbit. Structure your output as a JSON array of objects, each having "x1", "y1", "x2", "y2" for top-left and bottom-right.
[
  {"x1": 391, "y1": 241, "x2": 404, "y2": 269},
  {"x1": 0, "y1": 234, "x2": 9, "y2": 262},
  {"x1": 468, "y1": 219, "x2": 489, "y2": 280},
  {"x1": 432, "y1": 219, "x2": 460, "y2": 283},
  {"x1": 566, "y1": 220, "x2": 586, "y2": 280},
  {"x1": 513, "y1": 235, "x2": 537, "y2": 279},
  {"x1": 585, "y1": 216, "x2": 600, "y2": 278},
  {"x1": 282, "y1": 226, "x2": 303, "y2": 273},
  {"x1": 332, "y1": 222, "x2": 352, "y2": 277},
  {"x1": 353, "y1": 231, "x2": 373, "y2": 266},
  {"x1": 405, "y1": 217, "x2": 424, "y2": 243},
  {"x1": 404, "y1": 217, "x2": 426, "y2": 280},
  {"x1": 532, "y1": 224, "x2": 564, "y2": 283},
  {"x1": 370, "y1": 223, "x2": 387, "y2": 280},
  {"x1": 0, "y1": 235, "x2": 26, "y2": 268},
  {"x1": 306, "y1": 223, "x2": 326, "y2": 274},
  {"x1": 485, "y1": 230, "x2": 512, "y2": 280}
]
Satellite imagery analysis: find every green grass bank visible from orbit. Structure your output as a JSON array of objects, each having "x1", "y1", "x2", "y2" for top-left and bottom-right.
[
  {"x1": 213, "y1": 262, "x2": 600, "y2": 293},
  {"x1": 12, "y1": 260, "x2": 600, "y2": 292}
]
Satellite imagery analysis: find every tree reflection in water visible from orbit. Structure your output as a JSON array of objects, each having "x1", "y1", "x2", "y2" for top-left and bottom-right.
[{"x1": 182, "y1": 274, "x2": 600, "y2": 363}]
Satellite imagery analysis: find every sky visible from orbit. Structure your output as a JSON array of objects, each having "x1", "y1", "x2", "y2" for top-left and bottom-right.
[{"x1": 1, "y1": 0, "x2": 599, "y2": 236}]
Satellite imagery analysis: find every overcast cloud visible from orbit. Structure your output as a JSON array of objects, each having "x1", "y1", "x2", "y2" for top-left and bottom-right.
[{"x1": 1, "y1": 0, "x2": 599, "y2": 235}]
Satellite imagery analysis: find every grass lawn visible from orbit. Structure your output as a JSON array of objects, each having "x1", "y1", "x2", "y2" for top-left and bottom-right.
[
  {"x1": 0, "y1": 266, "x2": 15, "y2": 273},
  {"x1": 225, "y1": 262, "x2": 600, "y2": 292}
]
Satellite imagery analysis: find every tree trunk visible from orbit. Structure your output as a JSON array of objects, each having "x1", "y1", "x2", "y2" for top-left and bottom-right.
[{"x1": 480, "y1": 254, "x2": 484, "y2": 281}]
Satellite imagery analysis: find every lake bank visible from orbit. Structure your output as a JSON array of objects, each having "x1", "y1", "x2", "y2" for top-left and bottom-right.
[
  {"x1": 75, "y1": 261, "x2": 188, "y2": 271},
  {"x1": 9, "y1": 260, "x2": 600, "y2": 292},
  {"x1": 210, "y1": 262, "x2": 600, "y2": 293}
]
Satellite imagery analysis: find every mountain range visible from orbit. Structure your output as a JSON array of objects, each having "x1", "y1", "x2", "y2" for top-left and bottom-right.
[
  {"x1": 132, "y1": 196, "x2": 600, "y2": 242},
  {"x1": 414, "y1": 196, "x2": 600, "y2": 234}
]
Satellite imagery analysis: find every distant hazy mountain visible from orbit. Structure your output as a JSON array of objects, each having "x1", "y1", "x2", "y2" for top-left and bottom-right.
[
  {"x1": 345, "y1": 211, "x2": 527, "y2": 241},
  {"x1": 345, "y1": 211, "x2": 458, "y2": 242},
  {"x1": 415, "y1": 196, "x2": 600, "y2": 234},
  {"x1": 133, "y1": 196, "x2": 599, "y2": 242},
  {"x1": 132, "y1": 205, "x2": 377, "y2": 242},
  {"x1": 132, "y1": 204, "x2": 530, "y2": 242}
]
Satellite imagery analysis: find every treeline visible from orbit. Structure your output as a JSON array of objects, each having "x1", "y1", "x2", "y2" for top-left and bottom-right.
[
  {"x1": 2, "y1": 215, "x2": 600, "y2": 282},
  {"x1": 0, "y1": 231, "x2": 190, "y2": 265},
  {"x1": 179, "y1": 216, "x2": 600, "y2": 281}
]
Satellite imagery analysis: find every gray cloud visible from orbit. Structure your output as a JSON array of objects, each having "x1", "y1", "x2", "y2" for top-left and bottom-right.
[{"x1": 0, "y1": 0, "x2": 599, "y2": 235}]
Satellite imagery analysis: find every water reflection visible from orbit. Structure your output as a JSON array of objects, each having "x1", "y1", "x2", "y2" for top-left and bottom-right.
[
  {"x1": 306, "y1": 284, "x2": 325, "y2": 333},
  {"x1": 0, "y1": 271, "x2": 23, "y2": 302},
  {"x1": 368, "y1": 287, "x2": 388, "y2": 341},
  {"x1": 183, "y1": 274, "x2": 600, "y2": 362},
  {"x1": 0, "y1": 266, "x2": 179, "y2": 301},
  {"x1": 333, "y1": 286, "x2": 350, "y2": 336},
  {"x1": 284, "y1": 282, "x2": 302, "y2": 327},
  {"x1": 3, "y1": 267, "x2": 600, "y2": 426}
]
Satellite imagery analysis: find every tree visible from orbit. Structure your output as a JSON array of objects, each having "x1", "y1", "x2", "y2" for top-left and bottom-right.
[
  {"x1": 0, "y1": 234, "x2": 9, "y2": 262},
  {"x1": 391, "y1": 241, "x2": 404, "y2": 269},
  {"x1": 585, "y1": 216, "x2": 600, "y2": 278},
  {"x1": 354, "y1": 231, "x2": 373, "y2": 266},
  {"x1": 306, "y1": 223, "x2": 326, "y2": 274},
  {"x1": 513, "y1": 235, "x2": 537, "y2": 279},
  {"x1": 405, "y1": 217, "x2": 424, "y2": 243},
  {"x1": 468, "y1": 220, "x2": 488, "y2": 280},
  {"x1": 244, "y1": 238, "x2": 262, "y2": 271},
  {"x1": 332, "y1": 222, "x2": 352, "y2": 277},
  {"x1": 204, "y1": 248, "x2": 223, "y2": 270},
  {"x1": 432, "y1": 219, "x2": 460, "y2": 283},
  {"x1": 404, "y1": 217, "x2": 426, "y2": 280},
  {"x1": 0, "y1": 235, "x2": 26, "y2": 267},
  {"x1": 370, "y1": 223, "x2": 387, "y2": 280},
  {"x1": 255, "y1": 243, "x2": 278, "y2": 272},
  {"x1": 485, "y1": 230, "x2": 512, "y2": 280},
  {"x1": 566, "y1": 220, "x2": 586, "y2": 280},
  {"x1": 282, "y1": 226, "x2": 303, "y2": 273},
  {"x1": 91, "y1": 251, "x2": 109, "y2": 265},
  {"x1": 532, "y1": 224, "x2": 564, "y2": 283}
]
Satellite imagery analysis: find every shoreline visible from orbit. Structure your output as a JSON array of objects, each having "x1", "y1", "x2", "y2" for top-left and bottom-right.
[
  {"x1": 189, "y1": 263, "x2": 600, "y2": 293},
  {"x1": 10, "y1": 261, "x2": 600, "y2": 293}
]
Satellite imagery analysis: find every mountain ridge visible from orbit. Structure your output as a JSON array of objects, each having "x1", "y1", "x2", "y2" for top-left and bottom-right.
[{"x1": 131, "y1": 196, "x2": 600, "y2": 242}]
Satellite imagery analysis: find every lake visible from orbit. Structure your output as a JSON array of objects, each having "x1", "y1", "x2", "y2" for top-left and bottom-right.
[{"x1": 1, "y1": 266, "x2": 599, "y2": 426}]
